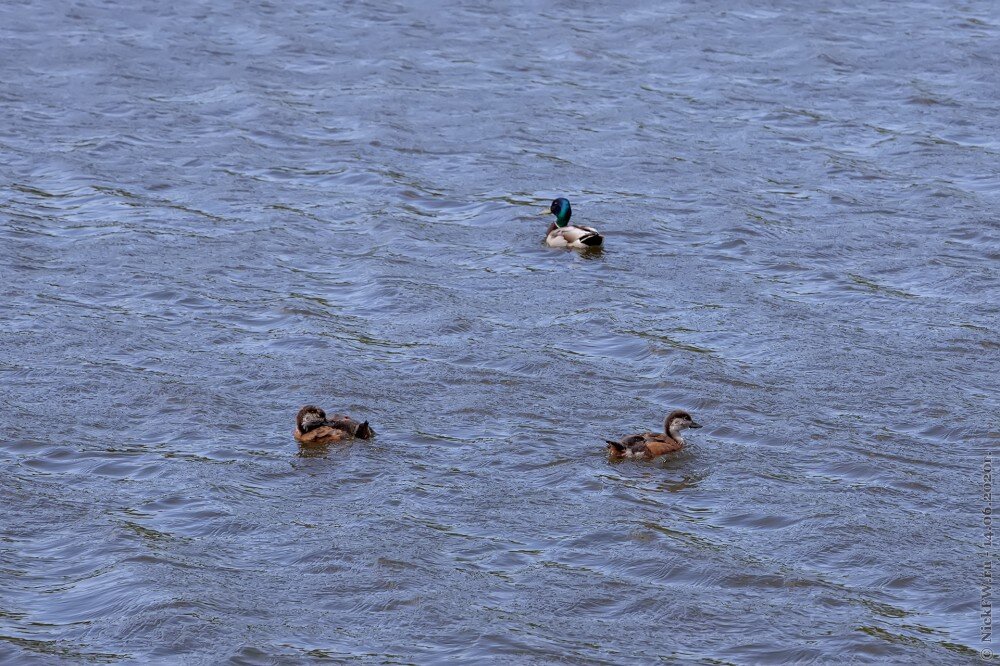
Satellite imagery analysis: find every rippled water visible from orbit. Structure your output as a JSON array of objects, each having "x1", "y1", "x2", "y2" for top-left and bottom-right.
[{"x1": 1, "y1": 0, "x2": 998, "y2": 663}]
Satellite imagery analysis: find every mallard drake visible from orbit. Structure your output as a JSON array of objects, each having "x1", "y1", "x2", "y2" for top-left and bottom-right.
[
  {"x1": 606, "y1": 410, "x2": 702, "y2": 460},
  {"x1": 545, "y1": 198, "x2": 603, "y2": 248},
  {"x1": 294, "y1": 405, "x2": 374, "y2": 446}
]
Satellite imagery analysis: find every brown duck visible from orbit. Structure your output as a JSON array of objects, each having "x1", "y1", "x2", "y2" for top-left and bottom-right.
[
  {"x1": 294, "y1": 405, "x2": 374, "y2": 446},
  {"x1": 606, "y1": 410, "x2": 702, "y2": 460}
]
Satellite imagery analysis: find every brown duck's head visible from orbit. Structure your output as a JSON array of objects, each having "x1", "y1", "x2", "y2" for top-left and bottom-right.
[
  {"x1": 296, "y1": 405, "x2": 327, "y2": 433},
  {"x1": 665, "y1": 410, "x2": 702, "y2": 437}
]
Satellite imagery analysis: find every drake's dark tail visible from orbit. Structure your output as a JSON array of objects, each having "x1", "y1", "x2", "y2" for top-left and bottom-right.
[
  {"x1": 605, "y1": 439, "x2": 625, "y2": 453},
  {"x1": 581, "y1": 233, "x2": 603, "y2": 247}
]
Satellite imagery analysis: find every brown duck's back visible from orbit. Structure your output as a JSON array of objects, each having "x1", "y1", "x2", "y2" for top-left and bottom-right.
[
  {"x1": 639, "y1": 433, "x2": 683, "y2": 458},
  {"x1": 294, "y1": 425, "x2": 349, "y2": 447},
  {"x1": 326, "y1": 415, "x2": 374, "y2": 439},
  {"x1": 608, "y1": 432, "x2": 683, "y2": 460}
]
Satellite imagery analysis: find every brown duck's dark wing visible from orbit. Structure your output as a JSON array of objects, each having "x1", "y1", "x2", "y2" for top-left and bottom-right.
[
  {"x1": 606, "y1": 433, "x2": 649, "y2": 457},
  {"x1": 620, "y1": 433, "x2": 647, "y2": 448},
  {"x1": 325, "y1": 415, "x2": 375, "y2": 439}
]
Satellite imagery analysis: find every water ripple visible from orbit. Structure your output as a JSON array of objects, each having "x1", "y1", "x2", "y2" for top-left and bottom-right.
[{"x1": 1, "y1": 0, "x2": 995, "y2": 662}]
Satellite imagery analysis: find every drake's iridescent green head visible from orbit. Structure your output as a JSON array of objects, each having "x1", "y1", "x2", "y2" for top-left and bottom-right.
[{"x1": 549, "y1": 198, "x2": 572, "y2": 227}]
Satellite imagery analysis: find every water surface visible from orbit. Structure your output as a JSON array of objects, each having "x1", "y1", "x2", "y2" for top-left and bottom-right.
[{"x1": 1, "y1": 0, "x2": 998, "y2": 663}]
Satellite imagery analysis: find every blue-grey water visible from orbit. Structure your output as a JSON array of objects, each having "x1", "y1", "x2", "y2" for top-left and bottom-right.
[{"x1": 1, "y1": 1, "x2": 998, "y2": 663}]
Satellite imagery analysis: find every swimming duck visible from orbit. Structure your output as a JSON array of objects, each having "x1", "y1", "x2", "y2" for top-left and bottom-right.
[
  {"x1": 294, "y1": 405, "x2": 374, "y2": 446},
  {"x1": 606, "y1": 410, "x2": 702, "y2": 460},
  {"x1": 545, "y1": 198, "x2": 603, "y2": 248}
]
